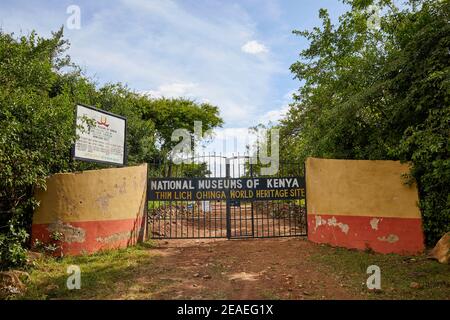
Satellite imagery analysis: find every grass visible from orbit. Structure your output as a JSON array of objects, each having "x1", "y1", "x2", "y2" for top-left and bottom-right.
[
  {"x1": 260, "y1": 289, "x2": 281, "y2": 300},
  {"x1": 17, "y1": 241, "x2": 159, "y2": 300},
  {"x1": 10, "y1": 239, "x2": 449, "y2": 300},
  {"x1": 310, "y1": 243, "x2": 450, "y2": 300}
]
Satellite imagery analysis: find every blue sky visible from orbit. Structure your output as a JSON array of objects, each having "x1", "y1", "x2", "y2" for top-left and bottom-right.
[{"x1": 0, "y1": 0, "x2": 349, "y2": 155}]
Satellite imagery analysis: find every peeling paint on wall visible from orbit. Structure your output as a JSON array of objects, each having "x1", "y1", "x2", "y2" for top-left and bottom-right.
[
  {"x1": 327, "y1": 216, "x2": 349, "y2": 234},
  {"x1": 314, "y1": 215, "x2": 349, "y2": 234},
  {"x1": 370, "y1": 218, "x2": 380, "y2": 230},
  {"x1": 96, "y1": 231, "x2": 132, "y2": 244},
  {"x1": 377, "y1": 234, "x2": 399, "y2": 243},
  {"x1": 47, "y1": 220, "x2": 86, "y2": 243},
  {"x1": 306, "y1": 158, "x2": 424, "y2": 255},
  {"x1": 32, "y1": 164, "x2": 148, "y2": 256},
  {"x1": 314, "y1": 215, "x2": 323, "y2": 232},
  {"x1": 96, "y1": 193, "x2": 114, "y2": 212},
  {"x1": 114, "y1": 181, "x2": 127, "y2": 194}
]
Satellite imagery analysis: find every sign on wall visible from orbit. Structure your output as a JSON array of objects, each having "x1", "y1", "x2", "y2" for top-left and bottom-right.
[
  {"x1": 148, "y1": 177, "x2": 306, "y2": 201},
  {"x1": 73, "y1": 104, "x2": 127, "y2": 166}
]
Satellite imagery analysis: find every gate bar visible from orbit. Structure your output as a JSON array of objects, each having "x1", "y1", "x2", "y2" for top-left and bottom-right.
[{"x1": 225, "y1": 158, "x2": 231, "y2": 239}]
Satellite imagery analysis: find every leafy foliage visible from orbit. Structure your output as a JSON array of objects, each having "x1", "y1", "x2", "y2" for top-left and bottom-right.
[
  {"x1": 0, "y1": 29, "x2": 222, "y2": 269},
  {"x1": 280, "y1": 0, "x2": 449, "y2": 245}
]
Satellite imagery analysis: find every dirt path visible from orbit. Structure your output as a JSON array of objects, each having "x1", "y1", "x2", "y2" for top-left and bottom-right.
[{"x1": 135, "y1": 237, "x2": 361, "y2": 300}]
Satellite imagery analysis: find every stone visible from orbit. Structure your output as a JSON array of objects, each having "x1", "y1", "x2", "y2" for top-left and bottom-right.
[
  {"x1": 45, "y1": 284, "x2": 59, "y2": 291},
  {"x1": 26, "y1": 251, "x2": 43, "y2": 265},
  {"x1": 0, "y1": 270, "x2": 29, "y2": 299},
  {"x1": 409, "y1": 282, "x2": 422, "y2": 289},
  {"x1": 429, "y1": 232, "x2": 450, "y2": 264}
]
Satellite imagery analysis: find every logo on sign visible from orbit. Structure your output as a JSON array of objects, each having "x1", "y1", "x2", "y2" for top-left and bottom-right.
[{"x1": 97, "y1": 116, "x2": 110, "y2": 128}]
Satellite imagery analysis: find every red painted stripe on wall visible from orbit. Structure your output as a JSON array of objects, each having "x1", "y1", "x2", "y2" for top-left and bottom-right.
[
  {"x1": 307, "y1": 214, "x2": 424, "y2": 254},
  {"x1": 31, "y1": 217, "x2": 146, "y2": 256}
]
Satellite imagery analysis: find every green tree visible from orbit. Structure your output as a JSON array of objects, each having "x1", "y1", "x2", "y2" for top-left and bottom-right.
[
  {"x1": 0, "y1": 29, "x2": 79, "y2": 268},
  {"x1": 0, "y1": 28, "x2": 223, "y2": 269},
  {"x1": 281, "y1": 0, "x2": 449, "y2": 245},
  {"x1": 143, "y1": 97, "x2": 223, "y2": 158}
]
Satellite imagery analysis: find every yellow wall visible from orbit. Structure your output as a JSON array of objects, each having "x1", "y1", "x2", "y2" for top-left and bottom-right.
[
  {"x1": 305, "y1": 158, "x2": 421, "y2": 218},
  {"x1": 33, "y1": 164, "x2": 148, "y2": 224}
]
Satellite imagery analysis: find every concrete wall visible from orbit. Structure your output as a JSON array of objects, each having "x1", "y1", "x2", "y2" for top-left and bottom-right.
[
  {"x1": 306, "y1": 158, "x2": 424, "y2": 254},
  {"x1": 31, "y1": 164, "x2": 148, "y2": 255}
]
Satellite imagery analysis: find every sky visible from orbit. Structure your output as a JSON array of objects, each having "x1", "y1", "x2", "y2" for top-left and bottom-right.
[{"x1": 0, "y1": 0, "x2": 349, "y2": 156}]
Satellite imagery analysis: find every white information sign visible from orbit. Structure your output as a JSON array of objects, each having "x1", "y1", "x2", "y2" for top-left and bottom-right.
[{"x1": 74, "y1": 104, "x2": 127, "y2": 165}]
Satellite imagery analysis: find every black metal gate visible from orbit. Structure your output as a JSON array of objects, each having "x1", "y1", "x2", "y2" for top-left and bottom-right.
[{"x1": 147, "y1": 154, "x2": 307, "y2": 239}]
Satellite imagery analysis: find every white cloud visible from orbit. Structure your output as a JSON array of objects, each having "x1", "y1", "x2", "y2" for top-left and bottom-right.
[
  {"x1": 241, "y1": 40, "x2": 269, "y2": 55},
  {"x1": 78, "y1": 1, "x2": 280, "y2": 125},
  {"x1": 258, "y1": 105, "x2": 290, "y2": 124},
  {"x1": 201, "y1": 127, "x2": 258, "y2": 157},
  {"x1": 258, "y1": 89, "x2": 296, "y2": 124},
  {"x1": 0, "y1": 0, "x2": 284, "y2": 129},
  {"x1": 143, "y1": 82, "x2": 198, "y2": 99}
]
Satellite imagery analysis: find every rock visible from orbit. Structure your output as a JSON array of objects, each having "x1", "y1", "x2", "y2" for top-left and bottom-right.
[
  {"x1": 45, "y1": 284, "x2": 59, "y2": 291},
  {"x1": 410, "y1": 271, "x2": 426, "y2": 278},
  {"x1": 410, "y1": 282, "x2": 422, "y2": 289},
  {"x1": 12, "y1": 270, "x2": 30, "y2": 283},
  {"x1": 193, "y1": 273, "x2": 200, "y2": 278},
  {"x1": 0, "y1": 270, "x2": 29, "y2": 298},
  {"x1": 303, "y1": 291, "x2": 310, "y2": 296},
  {"x1": 429, "y1": 232, "x2": 450, "y2": 264},
  {"x1": 202, "y1": 275, "x2": 211, "y2": 280},
  {"x1": 371, "y1": 288, "x2": 383, "y2": 293},
  {"x1": 26, "y1": 251, "x2": 43, "y2": 265}
]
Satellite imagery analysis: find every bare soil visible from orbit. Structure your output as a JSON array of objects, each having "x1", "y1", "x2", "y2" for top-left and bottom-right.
[
  {"x1": 19, "y1": 236, "x2": 449, "y2": 300},
  {"x1": 144, "y1": 237, "x2": 359, "y2": 300}
]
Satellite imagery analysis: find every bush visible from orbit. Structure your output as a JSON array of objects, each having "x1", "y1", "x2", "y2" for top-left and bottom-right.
[
  {"x1": 0, "y1": 227, "x2": 28, "y2": 270},
  {"x1": 0, "y1": 29, "x2": 77, "y2": 269},
  {"x1": 0, "y1": 29, "x2": 223, "y2": 269},
  {"x1": 281, "y1": 0, "x2": 450, "y2": 245}
]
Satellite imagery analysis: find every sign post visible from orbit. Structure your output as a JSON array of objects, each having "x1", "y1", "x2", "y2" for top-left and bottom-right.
[
  {"x1": 225, "y1": 159, "x2": 232, "y2": 239},
  {"x1": 73, "y1": 104, "x2": 127, "y2": 166},
  {"x1": 148, "y1": 177, "x2": 306, "y2": 202}
]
